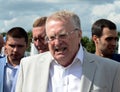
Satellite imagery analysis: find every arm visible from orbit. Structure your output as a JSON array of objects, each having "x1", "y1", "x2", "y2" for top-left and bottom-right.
[
  {"x1": 112, "y1": 64, "x2": 120, "y2": 92},
  {"x1": 15, "y1": 63, "x2": 23, "y2": 92}
]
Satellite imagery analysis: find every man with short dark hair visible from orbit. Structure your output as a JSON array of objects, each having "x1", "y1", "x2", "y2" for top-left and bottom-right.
[
  {"x1": 91, "y1": 19, "x2": 120, "y2": 62},
  {"x1": 0, "y1": 27, "x2": 28, "y2": 92}
]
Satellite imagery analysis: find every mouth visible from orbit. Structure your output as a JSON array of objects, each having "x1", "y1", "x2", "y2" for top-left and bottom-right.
[
  {"x1": 55, "y1": 47, "x2": 67, "y2": 52},
  {"x1": 108, "y1": 47, "x2": 116, "y2": 53}
]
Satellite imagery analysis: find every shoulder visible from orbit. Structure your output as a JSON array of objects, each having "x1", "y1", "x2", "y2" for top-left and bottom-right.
[
  {"x1": 0, "y1": 56, "x2": 6, "y2": 67},
  {"x1": 20, "y1": 51, "x2": 52, "y2": 65},
  {"x1": 19, "y1": 51, "x2": 52, "y2": 72},
  {"x1": 0, "y1": 55, "x2": 6, "y2": 62},
  {"x1": 84, "y1": 50, "x2": 120, "y2": 69}
]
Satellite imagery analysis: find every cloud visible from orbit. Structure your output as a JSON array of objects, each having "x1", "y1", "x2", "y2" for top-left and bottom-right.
[
  {"x1": 90, "y1": 0, "x2": 120, "y2": 31},
  {"x1": 0, "y1": 0, "x2": 119, "y2": 37},
  {"x1": 1, "y1": 15, "x2": 38, "y2": 33},
  {"x1": 92, "y1": 4, "x2": 115, "y2": 17}
]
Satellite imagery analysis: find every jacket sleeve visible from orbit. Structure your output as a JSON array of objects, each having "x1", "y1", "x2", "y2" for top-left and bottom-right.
[
  {"x1": 112, "y1": 64, "x2": 120, "y2": 92},
  {"x1": 15, "y1": 62, "x2": 23, "y2": 92}
]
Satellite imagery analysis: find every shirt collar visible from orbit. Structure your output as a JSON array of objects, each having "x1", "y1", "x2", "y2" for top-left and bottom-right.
[
  {"x1": 75, "y1": 44, "x2": 83, "y2": 65},
  {"x1": 67, "y1": 44, "x2": 83, "y2": 68}
]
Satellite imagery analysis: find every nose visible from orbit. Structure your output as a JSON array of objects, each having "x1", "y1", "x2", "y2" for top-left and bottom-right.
[
  {"x1": 53, "y1": 38, "x2": 62, "y2": 45},
  {"x1": 111, "y1": 39, "x2": 117, "y2": 46},
  {"x1": 13, "y1": 46, "x2": 19, "y2": 52},
  {"x1": 35, "y1": 39, "x2": 45, "y2": 46},
  {"x1": 35, "y1": 39, "x2": 40, "y2": 45}
]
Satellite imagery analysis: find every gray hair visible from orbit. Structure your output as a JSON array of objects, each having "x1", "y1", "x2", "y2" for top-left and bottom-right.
[{"x1": 46, "y1": 10, "x2": 81, "y2": 29}]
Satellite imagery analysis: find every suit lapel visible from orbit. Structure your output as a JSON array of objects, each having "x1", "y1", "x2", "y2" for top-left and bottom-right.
[
  {"x1": 37, "y1": 52, "x2": 52, "y2": 92},
  {"x1": 80, "y1": 50, "x2": 97, "y2": 92}
]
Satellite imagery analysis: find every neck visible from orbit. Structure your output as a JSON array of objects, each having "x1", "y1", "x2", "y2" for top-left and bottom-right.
[
  {"x1": 7, "y1": 57, "x2": 20, "y2": 67},
  {"x1": 95, "y1": 51, "x2": 112, "y2": 59}
]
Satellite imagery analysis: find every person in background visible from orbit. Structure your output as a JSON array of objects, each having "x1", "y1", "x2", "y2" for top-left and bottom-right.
[
  {"x1": 0, "y1": 27, "x2": 28, "y2": 92},
  {"x1": 16, "y1": 10, "x2": 120, "y2": 92},
  {"x1": 31, "y1": 16, "x2": 49, "y2": 55},
  {"x1": 91, "y1": 19, "x2": 120, "y2": 62},
  {"x1": 0, "y1": 34, "x2": 5, "y2": 57}
]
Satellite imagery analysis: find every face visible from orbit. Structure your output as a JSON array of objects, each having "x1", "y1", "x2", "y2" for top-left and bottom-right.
[
  {"x1": 32, "y1": 26, "x2": 48, "y2": 53},
  {"x1": 5, "y1": 37, "x2": 27, "y2": 64},
  {"x1": 46, "y1": 20, "x2": 81, "y2": 66},
  {"x1": 95, "y1": 27, "x2": 118, "y2": 57}
]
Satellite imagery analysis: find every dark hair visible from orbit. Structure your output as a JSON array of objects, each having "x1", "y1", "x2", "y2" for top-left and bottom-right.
[
  {"x1": 91, "y1": 19, "x2": 117, "y2": 37},
  {"x1": 33, "y1": 16, "x2": 47, "y2": 27},
  {"x1": 6, "y1": 27, "x2": 28, "y2": 44}
]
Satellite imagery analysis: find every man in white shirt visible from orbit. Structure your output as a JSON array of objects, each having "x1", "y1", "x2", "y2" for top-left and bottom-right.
[{"x1": 16, "y1": 10, "x2": 120, "y2": 92}]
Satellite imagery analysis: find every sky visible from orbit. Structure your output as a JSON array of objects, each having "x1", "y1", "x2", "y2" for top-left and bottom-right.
[{"x1": 0, "y1": 0, "x2": 120, "y2": 38}]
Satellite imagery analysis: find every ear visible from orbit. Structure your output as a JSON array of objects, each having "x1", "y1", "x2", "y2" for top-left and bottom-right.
[{"x1": 92, "y1": 35, "x2": 99, "y2": 44}]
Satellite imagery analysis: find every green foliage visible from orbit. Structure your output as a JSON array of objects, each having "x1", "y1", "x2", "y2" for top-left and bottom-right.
[
  {"x1": 81, "y1": 36, "x2": 95, "y2": 53},
  {"x1": 118, "y1": 31, "x2": 120, "y2": 37},
  {"x1": 26, "y1": 31, "x2": 32, "y2": 52},
  {"x1": 1, "y1": 32, "x2": 6, "y2": 37}
]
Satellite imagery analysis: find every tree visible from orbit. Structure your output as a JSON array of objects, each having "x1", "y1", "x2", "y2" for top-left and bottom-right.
[{"x1": 81, "y1": 36, "x2": 95, "y2": 53}]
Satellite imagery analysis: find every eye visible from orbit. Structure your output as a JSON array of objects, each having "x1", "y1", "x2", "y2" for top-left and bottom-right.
[
  {"x1": 9, "y1": 44, "x2": 15, "y2": 48},
  {"x1": 33, "y1": 38, "x2": 37, "y2": 41},
  {"x1": 17, "y1": 45, "x2": 24, "y2": 48},
  {"x1": 59, "y1": 34, "x2": 67, "y2": 39},
  {"x1": 106, "y1": 37, "x2": 119, "y2": 41},
  {"x1": 49, "y1": 36, "x2": 56, "y2": 41},
  {"x1": 106, "y1": 37, "x2": 113, "y2": 41},
  {"x1": 40, "y1": 37, "x2": 45, "y2": 41}
]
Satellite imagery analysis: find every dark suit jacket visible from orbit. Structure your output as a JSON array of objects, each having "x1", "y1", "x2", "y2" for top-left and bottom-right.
[{"x1": 112, "y1": 53, "x2": 120, "y2": 62}]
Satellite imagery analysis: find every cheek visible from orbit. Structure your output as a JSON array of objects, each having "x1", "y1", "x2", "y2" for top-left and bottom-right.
[
  {"x1": 48, "y1": 44, "x2": 53, "y2": 51},
  {"x1": 6, "y1": 47, "x2": 11, "y2": 51},
  {"x1": 19, "y1": 49, "x2": 26, "y2": 54},
  {"x1": 69, "y1": 37, "x2": 79, "y2": 45},
  {"x1": 69, "y1": 38, "x2": 80, "y2": 51},
  {"x1": 48, "y1": 44, "x2": 55, "y2": 56}
]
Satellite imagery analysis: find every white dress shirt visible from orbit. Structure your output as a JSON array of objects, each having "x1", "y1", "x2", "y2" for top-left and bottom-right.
[{"x1": 48, "y1": 45, "x2": 84, "y2": 92}]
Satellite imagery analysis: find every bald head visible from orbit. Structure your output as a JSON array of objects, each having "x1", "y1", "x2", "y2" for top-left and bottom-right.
[{"x1": 0, "y1": 34, "x2": 4, "y2": 52}]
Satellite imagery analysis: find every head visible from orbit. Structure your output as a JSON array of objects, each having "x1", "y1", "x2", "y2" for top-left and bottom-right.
[
  {"x1": 0, "y1": 34, "x2": 4, "y2": 53},
  {"x1": 92, "y1": 19, "x2": 118, "y2": 58},
  {"x1": 5, "y1": 27, "x2": 28, "y2": 66},
  {"x1": 32, "y1": 16, "x2": 49, "y2": 53},
  {"x1": 46, "y1": 10, "x2": 82, "y2": 67}
]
